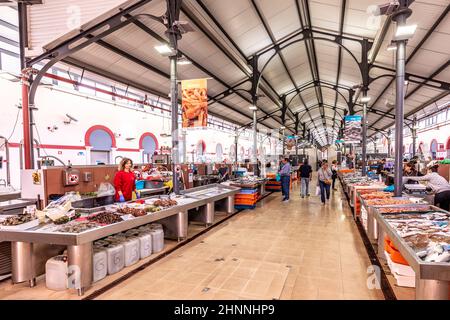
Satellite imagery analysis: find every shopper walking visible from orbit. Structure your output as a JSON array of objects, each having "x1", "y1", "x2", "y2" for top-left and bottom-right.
[
  {"x1": 279, "y1": 157, "x2": 291, "y2": 202},
  {"x1": 407, "y1": 162, "x2": 450, "y2": 211},
  {"x1": 317, "y1": 161, "x2": 332, "y2": 205},
  {"x1": 114, "y1": 157, "x2": 139, "y2": 202},
  {"x1": 331, "y1": 160, "x2": 338, "y2": 191},
  {"x1": 299, "y1": 159, "x2": 312, "y2": 198}
]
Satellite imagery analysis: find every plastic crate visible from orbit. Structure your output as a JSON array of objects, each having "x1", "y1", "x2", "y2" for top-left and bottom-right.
[
  {"x1": 135, "y1": 180, "x2": 145, "y2": 190},
  {"x1": 235, "y1": 193, "x2": 260, "y2": 200},
  {"x1": 234, "y1": 205, "x2": 257, "y2": 210},
  {"x1": 235, "y1": 199, "x2": 257, "y2": 206}
]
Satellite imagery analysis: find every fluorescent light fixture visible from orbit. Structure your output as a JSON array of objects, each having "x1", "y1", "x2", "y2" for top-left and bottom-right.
[
  {"x1": 386, "y1": 43, "x2": 397, "y2": 51},
  {"x1": 249, "y1": 106, "x2": 257, "y2": 111},
  {"x1": 177, "y1": 57, "x2": 191, "y2": 65},
  {"x1": 154, "y1": 44, "x2": 174, "y2": 56},
  {"x1": 360, "y1": 96, "x2": 371, "y2": 103},
  {"x1": 394, "y1": 24, "x2": 417, "y2": 41},
  {"x1": 280, "y1": 126, "x2": 286, "y2": 130}
]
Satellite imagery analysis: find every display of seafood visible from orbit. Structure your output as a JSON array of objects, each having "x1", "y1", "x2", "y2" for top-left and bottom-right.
[
  {"x1": 88, "y1": 211, "x2": 123, "y2": 224},
  {"x1": 379, "y1": 207, "x2": 433, "y2": 214},
  {"x1": 152, "y1": 199, "x2": 178, "y2": 208},
  {"x1": 117, "y1": 207, "x2": 147, "y2": 217},
  {"x1": 365, "y1": 198, "x2": 411, "y2": 206},
  {"x1": 360, "y1": 192, "x2": 392, "y2": 200},
  {"x1": 52, "y1": 211, "x2": 81, "y2": 225},
  {"x1": 57, "y1": 221, "x2": 98, "y2": 233},
  {"x1": 384, "y1": 213, "x2": 450, "y2": 263},
  {"x1": 1, "y1": 213, "x2": 36, "y2": 226},
  {"x1": 145, "y1": 205, "x2": 162, "y2": 213}
]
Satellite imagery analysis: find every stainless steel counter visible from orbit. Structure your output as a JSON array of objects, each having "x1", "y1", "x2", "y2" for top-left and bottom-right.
[
  {"x1": 0, "y1": 184, "x2": 240, "y2": 295},
  {"x1": 373, "y1": 207, "x2": 450, "y2": 300}
]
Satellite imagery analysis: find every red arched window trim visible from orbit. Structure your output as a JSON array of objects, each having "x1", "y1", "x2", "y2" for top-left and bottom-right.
[
  {"x1": 446, "y1": 137, "x2": 450, "y2": 150},
  {"x1": 139, "y1": 132, "x2": 159, "y2": 151},
  {"x1": 85, "y1": 125, "x2": 117, "y2": 148}
]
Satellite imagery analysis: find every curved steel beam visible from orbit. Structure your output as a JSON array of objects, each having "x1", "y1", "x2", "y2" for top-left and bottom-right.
[
  {"x1": 256, "y1": 35, "x2": 363, "y2": 93},
  {"x1": 287, "y1": 83, "x2": 349, "y2": 107}
]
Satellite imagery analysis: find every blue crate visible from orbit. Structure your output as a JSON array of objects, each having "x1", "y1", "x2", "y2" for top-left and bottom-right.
[{"x1": 234, "y1": 205, "x2": 257, "y2": 210}]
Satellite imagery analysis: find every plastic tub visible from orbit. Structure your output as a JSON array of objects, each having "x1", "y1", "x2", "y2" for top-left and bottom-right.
[
  {"x1": 45, "y1": 255, "x2": 68, "y2": 291},
  {"x1": 123, "y1": 238, "x2": 140, "y2": 267},
  {"x1": 106, "y1": 244, "x2": 125, "y2": 275},
  {"x1": 138, "y1": 233, "x2": 152, "y2": 259},
  {"x1": 93, "y1": 248, "x2": 107, "y2": 282},
  {"x1": 150, "y1": 228, "x2": 164, "y2": 253}
]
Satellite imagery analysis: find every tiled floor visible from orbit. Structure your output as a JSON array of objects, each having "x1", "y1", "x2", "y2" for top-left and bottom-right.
[
  {"x1": 97, "y1": 179, "x2": 384, "y2": 300},
  {"x1": 0, "y1": 177, "x2": 386, "y2": 300}
]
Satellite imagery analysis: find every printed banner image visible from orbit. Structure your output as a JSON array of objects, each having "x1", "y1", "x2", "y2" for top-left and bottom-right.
[
  {"x1": 344, "y1": 115, "x2": 362, "y2": 144},
  {"x1": 181, "y1": 79, "x2": 208, "y2": 128}
]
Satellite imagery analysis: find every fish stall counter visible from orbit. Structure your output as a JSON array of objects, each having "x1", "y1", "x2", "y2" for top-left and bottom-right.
[
  {"x1": 180, "y1": 184, "x2": 241, "y2": 226},
  {"x1": 0, "y1": 186, "x2": 240, "y2": 296},
  {"x1": 372, "y1": 206, "x2": 450, "y2": 299}
]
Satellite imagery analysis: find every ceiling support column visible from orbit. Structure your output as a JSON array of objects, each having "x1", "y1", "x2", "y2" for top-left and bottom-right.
[{"x1": 393, "y1": 5, "x2": 411, "y2": 197}]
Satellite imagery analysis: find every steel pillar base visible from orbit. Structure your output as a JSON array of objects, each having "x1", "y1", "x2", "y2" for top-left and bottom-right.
[
  {"x1": 160, "y1": 211, "x2": 188, "y2": 240},
  {"x1": 415, "y1": 278, "x2": 449, "y2": 300},
  {"x1": 11, "y1": 241, "x2": 36, "y2": 284},
  {"x1": 188, "y1": 202, "x2": 215, "y2": 225},
  {"x1": 67, "y1": 242, "x2": 93, "y2": 294},
  {"x1": 29, "y1": 278, "x2": 36, "y2": 287}
]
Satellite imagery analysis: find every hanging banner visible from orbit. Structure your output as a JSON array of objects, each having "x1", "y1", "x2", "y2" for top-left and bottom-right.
[
  {"x1": 181, "y1": 79, "x2": 208, "y2": 128},
  {"x1": 343, "y1": 115, "x2": 362, "y2": 144}
]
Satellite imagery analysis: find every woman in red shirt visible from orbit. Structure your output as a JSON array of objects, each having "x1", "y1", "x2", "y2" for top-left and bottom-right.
[{"x1": 114, "y1": 158, "x2": 139, "y2": 202}]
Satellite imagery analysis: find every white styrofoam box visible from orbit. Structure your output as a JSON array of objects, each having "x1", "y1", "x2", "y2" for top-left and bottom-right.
[
  {"x1": 385, "y1": 251, "x2": 415, "y2": 277},
  {"x1": 138, "y1": 233, "x2": 152, "y2": 259},
  {"x1": 106, "y1": 244, "x2": 125, "y2": 275},
  {"x1": 393, "y1": 272, "x2": 416, "y2": 288},
  {"x1": 123, "y1": 238, "x2": 140, "y2": 267},
  {"x1": 93, "y1": 249, "x2": 107, "y2": 283},
  {"x1": 150, "y1": 228, "x2": 164, "y2": 253},
  {"x1": 45, "y1": 255, "x2": 68, "y2": 291}
]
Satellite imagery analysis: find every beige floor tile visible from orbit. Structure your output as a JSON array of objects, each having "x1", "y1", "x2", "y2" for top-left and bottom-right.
[
  {"x1": 242, "y1": 280, "x2": 271, "y2": 296},
  {"x1": 220, "y1": 277, "x2": 248, "y2": 293}
]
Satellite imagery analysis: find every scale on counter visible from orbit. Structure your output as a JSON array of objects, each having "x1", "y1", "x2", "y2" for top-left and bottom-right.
[{"x1": 404, "y1": 184, "x2": 427, "y2": 195}]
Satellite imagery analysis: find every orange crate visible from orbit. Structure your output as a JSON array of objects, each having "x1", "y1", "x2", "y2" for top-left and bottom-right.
[
  {"x1": 235, "y1": 193, "x2": 259, "y2": 200},
  {"x1": 235, "y1": 199, "x2": 257, "y2": 206}
]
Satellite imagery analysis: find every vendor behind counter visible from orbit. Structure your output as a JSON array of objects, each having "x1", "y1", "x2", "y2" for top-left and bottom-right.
[{"x1": 406, "y1": 161, "x2": 450, "y2": 211}]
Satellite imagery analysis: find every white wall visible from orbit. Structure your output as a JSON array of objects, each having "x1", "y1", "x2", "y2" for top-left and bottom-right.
[{"x1": 0, "y1": 78, "x2": 276, "y2": 189}]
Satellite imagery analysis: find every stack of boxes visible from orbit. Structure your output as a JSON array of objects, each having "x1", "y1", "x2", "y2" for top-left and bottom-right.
[
  {"x1": 265, "y1": 173, "x2": 281, "y2": 192},
  {"x1": 384, "y1": 236, "x2": 415, "y2": 287},
  {"x1": 234, "y1": 187, "x2": 259, "y2": 210}
]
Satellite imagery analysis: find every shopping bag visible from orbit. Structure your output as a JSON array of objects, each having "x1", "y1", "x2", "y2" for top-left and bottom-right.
[
  {"x1": 315, "y1": 186, "x2": 321, "y2": 196},
  {"x1": 276, "y1": 173, "x2": 281, "y2": 182}
]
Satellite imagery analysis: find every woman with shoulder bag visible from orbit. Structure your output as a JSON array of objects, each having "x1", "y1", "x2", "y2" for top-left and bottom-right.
[
  {"x1": 318, "y1": 161, "x2": 333, "y2": 205},
  {"x1": 331, "y1": 160, "x2": 338, "y2": 191}
]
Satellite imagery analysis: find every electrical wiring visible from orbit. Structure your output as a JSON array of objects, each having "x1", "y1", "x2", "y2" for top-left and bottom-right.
[
  {"x1": 33, "y1": 124, "x2": 50, "y2": 157},
  {"x1": 0, "y1": 107, "x2": 20, "y2": 149}
]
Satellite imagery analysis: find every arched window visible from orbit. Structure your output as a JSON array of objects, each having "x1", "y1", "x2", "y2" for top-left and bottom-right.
[
  {"x1": 216, "y1": 143, "x2": 223, "y2": 162},
  {"x1": 446, "y1": 137, "x2": 450, "y2": 159},
  {"x1": 140, "y1": 133, "x2": 159, "y2": 163},
  {"x1": 196, "y1": 140, "x2": 206, "y2": 162},
  {"x1": 85, "y1": 125, "x2": 116, "y2": 164},
  {"x1": 430, "y1": 139, "x2": 438, "y2": 160},
  {"x1": 229, "y1": 144, "x2": 236, "y2": 161}
]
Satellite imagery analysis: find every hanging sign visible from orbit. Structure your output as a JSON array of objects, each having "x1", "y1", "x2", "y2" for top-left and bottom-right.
[
  {"x1": 286, "y1": 137, "x2": 296, "y2": 150},
  {"x1": 343, "y1": 115, "x2": 362, "y2": 144},
  {"x1": 181, "y1": 78, "x2": 208, "y2": 128}
]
